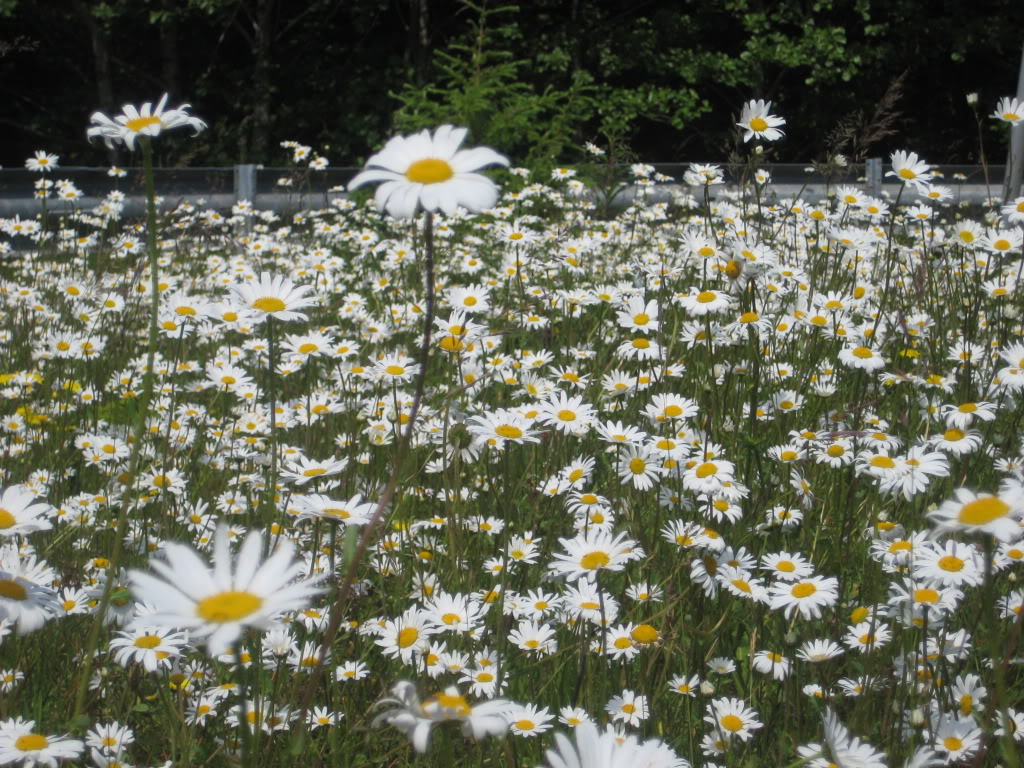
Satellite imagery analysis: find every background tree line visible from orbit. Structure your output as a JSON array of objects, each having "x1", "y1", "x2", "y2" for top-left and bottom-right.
[{"x1": 1, "y1": 0, "x2": 1021, "y2": 170}]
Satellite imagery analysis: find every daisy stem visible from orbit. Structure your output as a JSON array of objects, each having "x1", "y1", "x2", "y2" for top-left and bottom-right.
[
  {"x1": 290, "y1": 210, "x2": 437, "y2": 749},
  {"x1": 266, "y1": 315, "x2": 278, "y2": 536},
  {"x1": 72, "y1": 135, "x2": 162, "y2": 722},
  {"x1": 235, "y1": 644, "x2": 253, "y2": 768}
]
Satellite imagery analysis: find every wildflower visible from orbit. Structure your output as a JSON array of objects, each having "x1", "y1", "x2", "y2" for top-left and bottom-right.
[
  {"x1": 549, "y1": 529, "x2": 640, "y2": 582},
  {"x1": 348, "y1": 125, "x2": 508, "y2": 218},
  {"x1": 0, "y1": 486, "x2": 52, "y2": 537},
  {"x1": 929, "y1": 486, "x2": 1024, "y2": 541},
  {"x1": 606, "y1": 690, "x2": 648, "y2": 727},
  {"x1": 127, "y1": 524, "x2": 323, "y2": 656},
  {"x1": 737, "y1": 100, "x2": 786, "y2": 142},
  {"x1": 886, "y1": 150, "x2": 934, "y2": 191},
  {"x1": 87, "y1": 93, "x2": 206, "y2": 150},
  {"x1": 506, "y1": 704, "x2": 553, "y2": 737},
  {"x1": 704, "y1": 697, "x2": 762, "y2": 742},
  {"x1": 0, "y1": 718, "x2": 84, "y2": 767},
  {"x1": 797, "y1": 709, "x2": 887, "y2": 768},
  {"x1": 228, "y1": 273, "x2": 317, "y2": 323},
  {"x1": 768, "y1": 576, "x2": 840, "y2": 619},
  {"x1": 539, "y1": 721, "x2": 686, "y2": 768},
  {"x1": 109, "y1": 625, "x2": 189, "y2": 672},
  {"x1": 24, "y1": 151, "x2": 58, "y2": 172},
  {"x1": 993, "y1": 96, "x2": 1024, "y2": 125}
]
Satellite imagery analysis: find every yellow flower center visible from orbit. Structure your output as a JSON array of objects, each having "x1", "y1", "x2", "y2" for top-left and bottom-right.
[
  {"x1": 631, "y1": 624, "x2": 659, "y2": 643},
  {"x1": 629, "y1": 458, "x2": 647, "y2": 474},
  {"x1": 405, "y1": 158, "x2": 454, "y2": 184},
  {"x1": 943, "y1": 737, "x2": 963, "y2": 751},
  {"x1": 514, "y1": 720, "x2": 535, "y2": 730},
  {"x1": 791, "y1": 582, "x2": 816, "y2": 598},
  {"x1": 695, "y1": 462, "x2": 718, "y2": 478},
  {"x1": 633, "y1": 313, "x2": 650, "y2": 325},
  {"x1": 135, "y1": 634, "x2": 162, "y2": 649},
  {"x1": 914, "y1": 588, "x2": 940, "y2": 603},
  {"x1": 14, "y1": 734, "x2": 48, "y2": 752},
  {"x1": 0, "y1": 509, "x2": 15, "y2": 529},
  {"x1": 429, "y1": 693, "x2": 471, "y2": 716},
  {"x1": 720, "y1": 714, "x2": 744, "y2": 732},
  {"x1": 196, "y1": 591, "x2": 263, "y2": 622},
  {"x1": 252, "y1": 297, "x2": 286, "y2": 313},
  {"x1": 125, "y1": 115, "x2": 162, "y2": 133},
  {"x1": 777, "y1": 561, "x2": 796, "y2": 572},
  {"x1": 696, "y1": 291, "x2": 717, "y2": 303},
  {"x1": 557, "y1": 409, "x2": 577, "y2": 422},
  {"x1": 495, "y1": 425, "x2": 523, "y2": 439},
  {"x1": 397, "y1": 627, "x2": 419, "y2": 648},
  {"x1": 938, "y1": 555, "x2": 964, "y2": 571},
  {"x1": 441, "y1": 613, "x2": 461, "y2": 625},
  {"x1": 852, "y1": 346, "x2": 873, "y2": 359},
  {"x1": 958, "y1": 496, "x2": 1009, "y2": 526},
  {"x1": 580, "y1": 552, "x2": 610, "y2": 570},
  {"x1": 870, "y1": 456, "x2": 895, "y2": 468},
  {"x1": 897, "y1": 168, "x2": 917, "y2": 180},
  {"x1": 749, "y1": 117, "x2": 768, "y2": 132}
]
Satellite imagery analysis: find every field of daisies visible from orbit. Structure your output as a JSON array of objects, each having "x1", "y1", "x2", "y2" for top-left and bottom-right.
[{"x1": 1, "y1": 95, "x2": 1024, "y2": 768}]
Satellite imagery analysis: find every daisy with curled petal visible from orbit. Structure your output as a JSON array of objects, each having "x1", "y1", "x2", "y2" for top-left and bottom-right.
[
  {"x1": 348, "y1": 124, "x2": 509, "y2": 218},
  {"x1": 87, "y1": 93, "x2": 206, "y2": 150},
  {"x1": 797, "y1": 708, "x2": 887, "y2": 768},
  {"x1": 228, "y1": 273, "x2": 318, "y2": 323},
  {"x1": 127, "y1": 524, "x2": 323, "y2": 656},
  {"x1": 929, "y1": 486, "x2": 1024, "y2": 542},
  {"x1": 0, "y1": 485, "x2": 52, "y2": 537},
  {"x1": 737, "y1": 100, "x2": 786, "y2": 142}
]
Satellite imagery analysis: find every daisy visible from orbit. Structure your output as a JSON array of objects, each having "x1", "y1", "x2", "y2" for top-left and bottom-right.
[
  {"x1": 929, "y1": 486, "x2": 1024, "y2": 541},
  {"x1": 760, "y1": 551, "x2": 813, "y2": 581},
  {"x1": 228, "y1": 273, "x2": 317, "y2": 323},
  {"x1": 913, "y1": 540, "x2": 983, "y2": 587},
  {"x1": 933, "y1": 714, "x2": 981, "y2": 763},
  {"x1": 0, "y1": 551, "x2": 61, "y2": 635},
  {"x1": 615, "y1": 444, "x2": 665, "y2": 491},
  {"x1": 24, "y1": 151, "x2": 58, "y2": 172},
  {"x1": 109, "y1": 625, "x2": 189, "y2": 672},
  {"x1": 295, "y1": 493, "x2": 374, "y2": 526},
  {"x1": 616, "y1": 296, "x2": 660, "y2": 334},
  {"x1": 993, "y1": 96, "x2": 1024, "y2": 125},
  {"x1": 376, "y1": 608, "x2": 436, "y2": 664},
  {"x1": 838, "y1": 345, "x2": 885, "y2": 371},
  {"x1": 751, "y1": 650, "x2": 791, "y2": 680},
  {"x1": 737, "y1": 99, "x2": 786, "y2": 142},
  {"x1": 797, "y1": 639, "x2": 844, "y2": 663},
  {"x1": 797, "y1": 709, "x2": 887, "y2": 768},
  {"x1": 87, "y1": 93, "x2": 206, "y2": 150},
  {"x1": 348, "y1": 125, "x2": 509, "y2": 218},
  {"x1": 466, "y1": 408, "x2": 543, "y2": 446},
  {"x1": 549, "y1": 529, "x2": 639, "y2": 582},
  {"x1": 704, "y1": 697, "x2": 762, "y2": 742},
  {"x1": 127, "y1": 525, "x2": 323, "y2": 656},
  {"x1": 768, "y1": 576, "x2": 840, "y2": 619},
  {"x1": 606, "y1": 690, "x2": 648, "y2": 727},
  {"x1": 668, "y1": 673, "x2": 700, "y2": 697},
  {"x1": 0, "y1": 486, "x2": 52, "y2": 537},
  {"x1": 886, "y1": 150, "x2": 934, "y2": 191},
  {"x1": 506, "y1": 704, "x2": 553, "y2": 737},
  {"x1": 540, "y1": 720, "x2": 684, "y2": 768},
  {"x1": 280, "y1": 455, "x2": 348, "y2": 486},
  {"x1": 0, "y1": 719, "x2": 84, "y2": 767},
  {"x1": 536, "y1": 392, "x2": 597, "y2": 435}
]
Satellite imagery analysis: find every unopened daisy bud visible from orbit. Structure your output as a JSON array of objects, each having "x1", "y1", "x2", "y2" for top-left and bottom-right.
[
  {"x1": 700, "y1": 680, "x2": 715, "y2": 696},
  {"x1": 910, "y1": 708, "x2": 926, "y2": 726},
  {"x1": 966, "y1": 92, "x2": 979, "y2": 106},
  {"x1": 754, "y1": 145, "x2": 764, "y2": 154},
  {"x1": 784, "y1": 630, "x2": 798, "y2": 645}
]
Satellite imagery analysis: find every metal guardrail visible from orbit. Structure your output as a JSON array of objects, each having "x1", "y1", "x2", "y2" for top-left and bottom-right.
[{"x1": 0, "y1": 162, "x2": 1009, "y2": 218}]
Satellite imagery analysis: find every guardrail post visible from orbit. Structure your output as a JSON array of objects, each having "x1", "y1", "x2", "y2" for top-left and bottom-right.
[
  {"x1": 234, "y1": 164, "x2": 257, "y2": 204},
  {"x1": 865, "y1": 157, "x2": 882, "y2": 197}
]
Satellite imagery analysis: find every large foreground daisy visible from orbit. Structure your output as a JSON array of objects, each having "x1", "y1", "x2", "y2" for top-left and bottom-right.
[
  {"x1": 539, "y1": 720, "x2": 685, "y2": 768},
  {"x1": 128, "y1": 525, "x2": 322, "y2": 656},
  {"x1": 228, "y1": 273, "x2": 318, "y2": 323},
  {"x1": 348, "y1": 125, "x2": 509, "y2": 218}
]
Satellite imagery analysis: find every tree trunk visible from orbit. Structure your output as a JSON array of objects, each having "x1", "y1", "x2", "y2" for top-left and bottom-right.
[
  {"x1": 74, "y1": 0, "x2": 117, "y2": 164},
  {"x1": 159, "y1": 4, "x2": 180, "y2": 98},
  {"x1": 250, "y1": 0, "x2": 275, "y2": 163}
]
